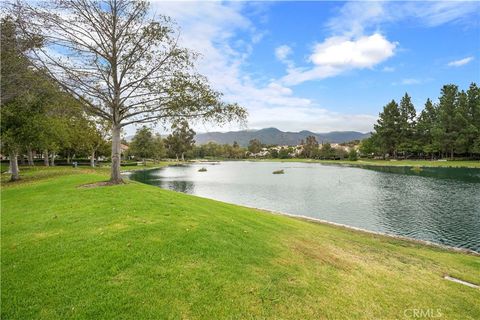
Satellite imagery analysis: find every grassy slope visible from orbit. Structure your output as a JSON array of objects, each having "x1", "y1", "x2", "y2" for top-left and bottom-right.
[
  {"x1": 256, "y1": 158, "x2": 480, "y2": 168},
  {"x1": 1, "y1": 168, "x2": 479, "y2": 319}
]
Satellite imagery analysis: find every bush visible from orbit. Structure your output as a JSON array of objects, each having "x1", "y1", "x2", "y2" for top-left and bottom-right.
[{"x1": 348, "y1": 149, "x2": 358, "y2": 161}]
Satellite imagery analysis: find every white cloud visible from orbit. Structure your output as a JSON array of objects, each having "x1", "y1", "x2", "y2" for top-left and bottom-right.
[
  {"x1": 310, "y1": 34, "x2": 396, "y2": 69},
  {"x1": 248, "y1": 106, "x2": 376, "y2": 133},
  {"x1": 447, "y1": 56, "x2": 474, "y2": 67},
  {"x1": 131, "y1": 1, "x2": 377, "y2": 135},
  {"x1": 275, "y1": 45, "x2": 292, "y2": 62},
  {"x1": 327, "y1": 1, "x2": 480, "y2": 36},
  {"x1": 281, "y1": 34, "x2": 397, "y2": 86},
  {"x1": 278, "y1": 0, "x2": 479, "y2": 87},
  {"x1": 403, "y1": 2, "x2": 480, "y2": 27},
  {"x1": 327, "y1": 2, "x2": 387, "y2": 37}
]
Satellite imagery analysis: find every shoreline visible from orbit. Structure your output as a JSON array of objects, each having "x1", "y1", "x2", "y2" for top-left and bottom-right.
[
  {"x1": 251, "y1": 205, "x2": 480, "y2": 256},
  {"x1": 124, "y1": 170, "x2": 479, "y2": 256},
  {"x1": 251, "y1": 158, "x2": 480, "y2": 169},
  {"x1": 125, "y1": 161, "x2": 479, "y2": 255}
]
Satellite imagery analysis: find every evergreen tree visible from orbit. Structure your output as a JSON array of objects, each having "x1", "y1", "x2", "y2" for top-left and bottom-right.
[
  {"x1": 398, "y1": 93, "x2": 417, "y2": 156},
  {"x1": 416, "y1": 99, "x2": 439, "y2": 159},
  {"x1": 437, "y1": 85, "x2": 459, "y2": 159},
  {"x1": 466, "y1": 83, "x2": 480, "y2": 155},
  {"x1": 373, "y1": 100, "x2": 401, "y2": 158},
  {"x1": 454, "y1": 91, "x2": 470, "y2": 155}
]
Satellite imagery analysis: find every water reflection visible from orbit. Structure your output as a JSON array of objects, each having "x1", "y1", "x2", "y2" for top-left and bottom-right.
[{"x1": 127, "y1": 162, "x2": 480, "y2": 252}]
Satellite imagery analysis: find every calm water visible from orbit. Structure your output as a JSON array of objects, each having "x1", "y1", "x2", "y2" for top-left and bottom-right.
[{"x1": 127, "y1": 162, "x2": 480, "y2": 252}]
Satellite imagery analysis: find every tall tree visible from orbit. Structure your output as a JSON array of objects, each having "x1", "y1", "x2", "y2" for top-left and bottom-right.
[
  {"x1": 151, "y1": 134, "x2": 166, "y2": 163},
  {"x1": 302, "y1": 135, "x2": 319, "y2": 158},
  {"x1": 436, "y1": 84, "x2": 459, "y2": 159},
  {"x1": 416, "y1": 99, "x2": 439, "y2": 159},
  {"x1": 398, "y1": 93, "x2": 417, "y2": 156},
  {"x1": 247, "y1": 139, "x2": 262, "y2": 154},
  {"x1": 453, "y1": 91, "x2": 471, "y2": 155},
  {"x1": 374, "y1": 100, "x2": 401, "y2": 158},
  {"x1": 0, "y1": 16, "x2": 43, "y2": 180},
  {"x1": 16, "y1": 0, "x2": 246, "y2": 183},
  {"x1": 165, "y1": 121, "x2": 195, "y2": 161},
  {"x1": 466, "y1": 83, "x2": 480, "y2": 155},
  {"x1": 128, "y1": 126, "x2": 155, "y2": 164}
]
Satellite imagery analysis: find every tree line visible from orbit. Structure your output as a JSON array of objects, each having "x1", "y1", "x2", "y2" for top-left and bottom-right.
[
  {"x1": 1, "y1": 0, "x2": 245, "y2": 182},
  {"x1": 360, "y1": 83, "x2": 480, "y2": 159},
  {"x1": 1, "y1": 17, "x2": 110, "y2": 181}
]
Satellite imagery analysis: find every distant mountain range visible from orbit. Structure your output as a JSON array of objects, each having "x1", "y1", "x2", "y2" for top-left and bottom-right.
[{"x1": 195, "y1": 128, "x2": 371, "y2": 146}]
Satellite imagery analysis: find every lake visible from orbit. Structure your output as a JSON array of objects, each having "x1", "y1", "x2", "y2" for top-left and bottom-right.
[{"x1": 126, "y1": 161, "x2": 480, "y2": 252}]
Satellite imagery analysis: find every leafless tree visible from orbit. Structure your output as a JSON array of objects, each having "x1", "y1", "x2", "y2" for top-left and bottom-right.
[{"x1": 15, "y1": 0, "x2": 246, "y2": 183}]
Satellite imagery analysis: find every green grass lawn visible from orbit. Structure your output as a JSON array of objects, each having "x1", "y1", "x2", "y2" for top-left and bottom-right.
[
  {"x1": 0, "y1": 161, "x2": 176, "y2": 185},
  {"x1": 1, "y1": 168, "x2": 479, "y2": 319},
  {"x1": 256, "y1": 158, "x2": 480, "y2": 168}
]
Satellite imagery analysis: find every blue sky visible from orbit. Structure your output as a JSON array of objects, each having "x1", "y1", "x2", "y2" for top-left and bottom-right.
[{"x1": 150, "y1": 1, "x2": 480, "y2": 133}]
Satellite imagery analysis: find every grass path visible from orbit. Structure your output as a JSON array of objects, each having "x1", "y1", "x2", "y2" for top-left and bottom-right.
[{"x1": 1, "y1": 168, "x2": 479, "y2": 319}]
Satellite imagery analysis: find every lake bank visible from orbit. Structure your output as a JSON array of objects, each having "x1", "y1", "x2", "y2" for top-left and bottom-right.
[
  {"x1": 249, "y1": 158, "x2": 480, "y2": 168},
  {"x1": 2, "y1": 168, "x2": 479, "y2": 319},
  {"x1": 128, "y1": 162, "x2": 480, "y2": 252}
]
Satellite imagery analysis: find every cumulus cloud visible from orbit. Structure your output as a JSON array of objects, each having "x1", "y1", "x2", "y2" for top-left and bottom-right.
[
  {"x1": 310, "y1": 34, "x2": 396, "y2": 69},
  {"x1": 447, "y1": 56, "x2": 474, "y2": 67},
  {"x1": 281, "y1": 34, "x2": 397, "y2": 85},
  {"x1": 278, "y1": 1, "x2": 478, "y2": 87},
  {"x1": 129, "y1": 1, "x2": 377, "y2": 134}
]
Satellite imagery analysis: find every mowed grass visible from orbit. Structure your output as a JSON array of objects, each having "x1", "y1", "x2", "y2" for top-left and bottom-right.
[
  {"x1": 1, "y1": 168, "x2": 479, "y2": 319},
  {"x1": 0, "y1": 161, "x2": 175, "y2": 185},
  {"x1": 258, "y1": 158, "x2": 480, "y2": 168}
]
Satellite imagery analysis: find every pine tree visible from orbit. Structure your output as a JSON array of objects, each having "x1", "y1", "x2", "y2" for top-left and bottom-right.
[
  {"x1": 374, "y1": 100, "x2": 401, "y2": 158},
  {"x1": 437, "y1": 85, "x2": 459, "y2": 159},
  {"x1": 454, "y1": 91, "x2": 470, "y2": 155},
  {"x1": 416, "y1": 99, "x2": 439, "y2": 159},
  {"x1": 466, "y1": 83, "x2": 480, "y2": 155},
  {"x1": 398, "y1": 93, "x2": 417, "y2": 157}
]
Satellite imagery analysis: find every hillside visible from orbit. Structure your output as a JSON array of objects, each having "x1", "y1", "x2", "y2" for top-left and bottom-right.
[{"x1": 195, "y1": 127, "x2": 370, "y2": 146}]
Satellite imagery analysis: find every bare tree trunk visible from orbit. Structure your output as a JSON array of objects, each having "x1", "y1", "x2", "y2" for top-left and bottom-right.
[
  {"x1": 50, "y1": 153, "x2": 55, "y2": 166},
  {"x1": 90, "y1": 150, "x2": 95, "y2": 167},
  {"x1": 44, "y1": 150, "x2": 49, "y2": 166},
  {"x1": 27, "y1": 148, "x2": 34, "y2": 166},
  {"x1": 9, "y1": 153, "x2": 20, "y2": 181},
  {"x1": 110, "y1": 125, "x2": 123, "y2": 183},
  {"x1": 181, "y1": 152, "x2": 185, "y2": 161},
  {"x1": 20, "y1": 154, "x2": 26, "y2": 165},
  {"x1": 66, "y1": 153, "x2": 71, "y2": 164}
]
